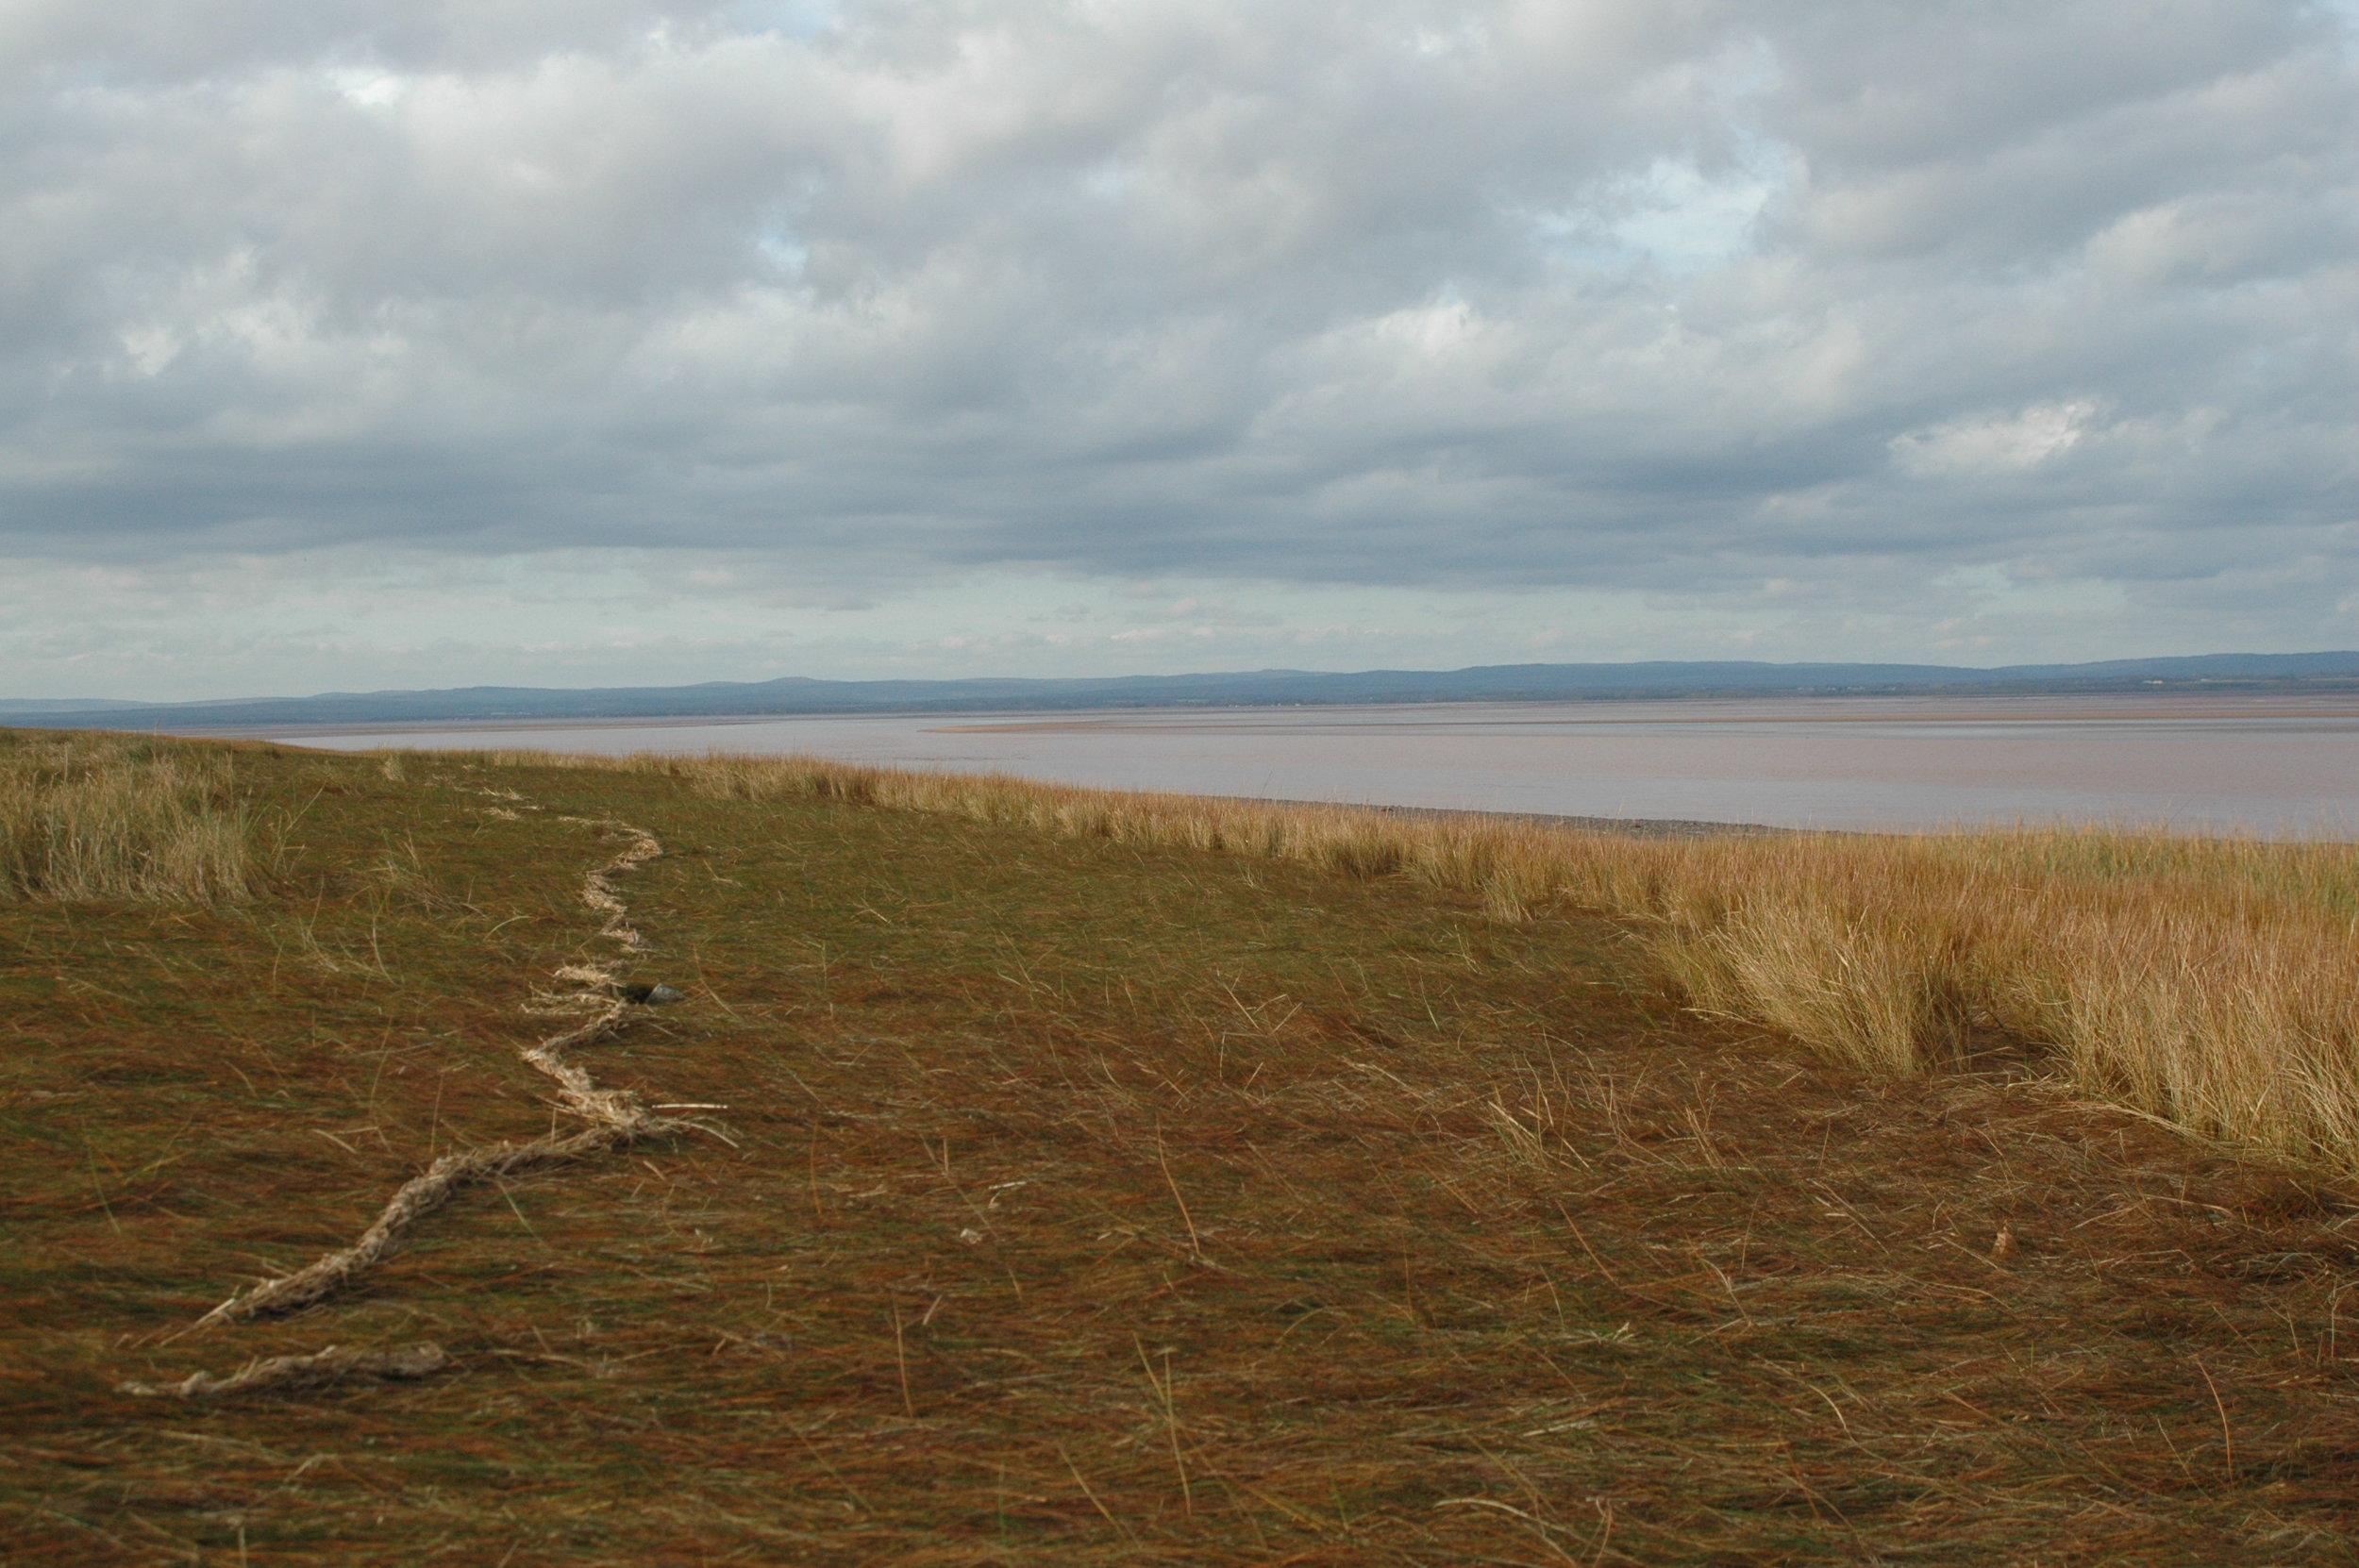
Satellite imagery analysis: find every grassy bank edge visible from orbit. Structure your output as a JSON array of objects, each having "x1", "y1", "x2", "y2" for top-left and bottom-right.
[
  {"x1": 458, "y1": 745, "x2": 2359, "y2": 1181},
  {"x1": 18, "y1": 719, "x2": 2351, "y2": 1181}
]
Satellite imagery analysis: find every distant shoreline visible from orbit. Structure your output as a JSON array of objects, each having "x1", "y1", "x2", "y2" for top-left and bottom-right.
[
  {"x1": 85, "y1": 686, "x2": 2359, "y2": 741},
  {"x1": 1232, "y1": 796, "x2": 1794, "y2": 838},
  {"x1": 8, "y1": 651, "x2": 2358, "y2": 732}
]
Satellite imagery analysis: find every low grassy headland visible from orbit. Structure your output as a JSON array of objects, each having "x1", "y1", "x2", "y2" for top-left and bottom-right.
[{"x1": 7, "y1": 733, "x2": 2359, "y2": 1563}]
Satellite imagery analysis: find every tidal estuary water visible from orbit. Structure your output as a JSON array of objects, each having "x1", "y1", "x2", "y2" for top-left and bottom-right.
[{"x1": 265, "y1": 694, "x2": 2359, "y2": 838}]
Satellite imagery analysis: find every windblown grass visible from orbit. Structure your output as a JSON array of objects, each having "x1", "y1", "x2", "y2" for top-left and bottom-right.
[
  {"x1": 12, "y1": 734, "x2": 2359, "y2": 1564},
  {"x1": 493, "y1": 749, "x2": 2359, "y2": 1176},
  {"x1": 0, "y1": 731, "x2": 275, "y2": 904}
]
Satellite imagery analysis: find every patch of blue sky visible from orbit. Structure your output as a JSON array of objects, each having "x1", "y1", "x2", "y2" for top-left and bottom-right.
[
  {"x1": 753, "y1": 221, "x2": 811, "y2": 277},
  {"x1": 1082, "y1": 162, "x2": 1136, "y2": 200},
  {"x1": 2320, "y1": 0, "x2": 2359, "y2": 58},
  {"x1": 1607, "y1": 154, "x2": 1783, "y2": 275},
  {"x1": 1533, "y1": 133, "x2": 1791, "y2": 277}
]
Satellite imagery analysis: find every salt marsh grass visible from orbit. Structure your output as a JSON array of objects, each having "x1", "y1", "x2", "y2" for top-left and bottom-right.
[
  {"x1": 494, "y1": 748, "x2": 2359, "y2": 1174},
  {"x1": 19, "y1": 734, "x2": 2359, "y2": 1563},
  {"x1": 0, "y1": 731, "x2": 274, "y2": 903}
]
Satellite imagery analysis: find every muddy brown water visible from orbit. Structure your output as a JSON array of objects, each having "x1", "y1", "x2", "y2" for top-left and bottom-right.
[{"x1": 255, "y1": 693, "x2": 2359, "y2": 837}]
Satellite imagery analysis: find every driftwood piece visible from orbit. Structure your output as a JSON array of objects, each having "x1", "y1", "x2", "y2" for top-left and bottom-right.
[{"x1": 121, "y1": 1342, "x2": 450, "y2": 1399}]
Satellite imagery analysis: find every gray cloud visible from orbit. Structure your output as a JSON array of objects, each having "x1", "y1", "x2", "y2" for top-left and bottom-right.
[{"x1": 0, "y1": 0, "x2": 2352, "y2": 667}]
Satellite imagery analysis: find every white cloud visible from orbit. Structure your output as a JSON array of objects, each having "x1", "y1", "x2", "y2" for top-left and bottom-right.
[{"x1": 1890, "y1": 401, "x2": 2098, "y2": 476}]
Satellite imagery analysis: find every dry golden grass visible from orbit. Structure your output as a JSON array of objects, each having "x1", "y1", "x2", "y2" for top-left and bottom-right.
[
  {"x1": 483, "y1": 748, "x2": 2359, "y2": 1176},
  {"x1": 0, "y1": 731, "x2": 276, "y2": 904}
]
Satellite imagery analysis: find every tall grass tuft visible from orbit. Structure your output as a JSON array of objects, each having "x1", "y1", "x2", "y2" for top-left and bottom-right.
[
  {"x1": 0, "y1": 732, "x2": 274, "y2": 904},
  {"x1": 480, "y1": 748, "x2": 2359, "y2": 1176}
]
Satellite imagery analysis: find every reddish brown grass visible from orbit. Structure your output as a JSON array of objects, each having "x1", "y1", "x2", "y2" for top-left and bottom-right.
[
  {"x1": 543, "y1": 749, "x2": 2359, "y2": 1176},
  {"x1": 3, "y1": 737, "x2": 2355, "y2": 1563}
]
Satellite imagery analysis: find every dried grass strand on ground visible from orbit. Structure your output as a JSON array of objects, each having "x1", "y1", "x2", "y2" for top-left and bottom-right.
[
  {"x1": 484, "y1": 747, "x2": 2359, "y2": 1176},
  {"x1": 117, "y1": 1343, "x2": 449, "y2": 1400},
  {"x1": 177, "y1": 817, "x2": 690, "y2": 1335}
]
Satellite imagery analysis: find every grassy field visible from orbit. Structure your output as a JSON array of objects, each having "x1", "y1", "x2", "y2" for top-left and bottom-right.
[{"x1": 6, "y1": 732, "x2": 2359, "y2": 1564}]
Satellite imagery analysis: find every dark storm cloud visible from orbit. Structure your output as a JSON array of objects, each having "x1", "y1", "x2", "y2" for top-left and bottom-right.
[{"x1": 0, "y1": 0, "x2": 2351, "y2": 608}]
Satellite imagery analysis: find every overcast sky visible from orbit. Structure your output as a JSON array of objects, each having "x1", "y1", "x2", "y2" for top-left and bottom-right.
[{"x1": 3, "y1": 0, "x2": 2353, "y2": 698}]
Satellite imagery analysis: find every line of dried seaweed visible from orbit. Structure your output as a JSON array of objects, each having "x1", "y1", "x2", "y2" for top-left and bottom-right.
[
  {"x1": 123, "y1": 815, "x2": 691, "y2": 1395},
  {"x1": 118, "y1": 1343, "x2": 452, "y2": 1399}
]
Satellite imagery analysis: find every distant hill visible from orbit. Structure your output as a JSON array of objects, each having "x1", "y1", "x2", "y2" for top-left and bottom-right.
[
  {"x1": 0, "y1": 697, "x2": 153, "y2": 714},
  {"x1": 11, "y1": 651, "x2": 2359, "y2": 731}
]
